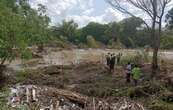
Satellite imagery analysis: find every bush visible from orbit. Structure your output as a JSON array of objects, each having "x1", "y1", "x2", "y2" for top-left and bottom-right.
[
  {"x1": 149, "y1": 100, "x2": 173, "y2": 110},
  {"x1": 86, "y1": 35, "x2": 99, "y2": 48},
  {"x1": 0, "y1": 87, "x2": 10, "y2": 109},
  {"x1": 120, "y1": 49, "x2": 151, "y2": 66},
  {"x1": 108, "y1": 39, "x2": 124, "y2": 49},
  {"x1": 15, "y1": 70, "x2": 29, "y2": 82},
  {"x1": 160, "y1": 31, "x2": 173, "y2": 49},
  {"x1": 78, "y1": 43, "x2": 88, "y2": 48}
]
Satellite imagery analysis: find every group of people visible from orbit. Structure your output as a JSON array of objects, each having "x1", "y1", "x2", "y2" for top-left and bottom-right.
[
  {"x1": 106, "y1": 52, "x2": 122, "y2": 73},
  {"x1": 105, "y1": 52, "x2": 142, "y2": 86},
  {"x1": 125, "y1": 62, "x2": 141, "y2": 86}
]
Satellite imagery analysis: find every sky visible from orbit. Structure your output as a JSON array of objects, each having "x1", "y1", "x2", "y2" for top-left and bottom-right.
[{"x1": 29, "y1": 0, "x2": 173, "y2": 27}]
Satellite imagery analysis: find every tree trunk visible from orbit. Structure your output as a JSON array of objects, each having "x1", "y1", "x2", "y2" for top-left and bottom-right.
[
  {"x1": 151, "y1": 0, "x2": 159, "y2": 76},
  {"x1": 152, "y1": 17, "x2": 162, "y2": 75}
]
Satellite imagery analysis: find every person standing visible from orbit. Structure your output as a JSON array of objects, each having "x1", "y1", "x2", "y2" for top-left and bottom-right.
[
  {"x1": 117, "y1": 53, "x2": 122, "y2": 65},
  {"x1": 110, "y1": 53, "x2": 116, "y2": 73},
  {"x1": 132, "y1": 65, "x2": 141, "y2": 86},
  {"x1": 125, "y1": 62, "x2": 132, "y2": 83},
  {"x1": 106, "y1": 53, "x2": 111, "y2": 67}
]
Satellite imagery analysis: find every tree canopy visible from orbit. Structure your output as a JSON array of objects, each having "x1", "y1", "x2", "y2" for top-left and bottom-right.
[{"x1": 0, "y1": 0, "x2": 50, "y2": 64}]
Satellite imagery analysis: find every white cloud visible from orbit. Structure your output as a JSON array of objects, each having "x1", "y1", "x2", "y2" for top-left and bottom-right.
[
  {"x1": 66, "y1": 15, "x2": 105, "y2": 27},
  {"x1": 29, "y1": 0, "x2": 173, "y2": 27},
  {"x1": 82, "y1": 8, "x2": 94, "y2": 15},
  {"x1": 29, "y1": 0, "x2": 127, "y2": 26},
  {"x1": 29, "y1": 0, "x2": 95, "y2": 25},
  {"x1": 104, "y1": 8, "x2": 125, "y2": 22},
  {"x1": 66, "y1": 7, "x2": 126, "y2": 27}
]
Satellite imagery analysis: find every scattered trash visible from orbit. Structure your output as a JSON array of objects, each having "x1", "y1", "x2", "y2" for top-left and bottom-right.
[{"x1": 7, "y1": 85, "x2": 146, "y2": 110}]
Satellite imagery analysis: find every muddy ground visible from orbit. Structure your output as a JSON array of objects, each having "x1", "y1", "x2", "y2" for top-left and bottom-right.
[
  {"x1": 0, "y1": 48, "x2": 173, "y2": 110},
  {"x1": 2, "y1": 60, "x2": 172, "y2": 109}
]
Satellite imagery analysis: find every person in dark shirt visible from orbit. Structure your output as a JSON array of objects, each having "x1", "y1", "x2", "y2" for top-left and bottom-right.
[
  {"x1": 117, "y1": 52, "x2": 122, "y2": 65},
  {"x1": 106, "y1": 53, "x2": 111, "y2": 67},
  {"x1": 110, "y1": 53, "x2": 116, "y2": 73}
]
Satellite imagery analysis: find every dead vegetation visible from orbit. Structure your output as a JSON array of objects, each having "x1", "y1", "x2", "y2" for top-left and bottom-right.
[{"x1": 1, "y1": 57, "x2": 173, "y2": 110}]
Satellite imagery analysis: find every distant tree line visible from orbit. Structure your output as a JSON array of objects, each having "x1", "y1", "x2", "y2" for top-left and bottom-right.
[
  {"x1": 0, "y1": 0, "x2": 173, "y2": 67},
  {"x1": 50, "y1": 12, "x2": 173, "y2": 49}
]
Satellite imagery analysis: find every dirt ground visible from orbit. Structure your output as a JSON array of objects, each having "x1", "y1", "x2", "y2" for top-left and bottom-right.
[{"x1": 1, "y1": 48, "x2": 173, "y2": 109}]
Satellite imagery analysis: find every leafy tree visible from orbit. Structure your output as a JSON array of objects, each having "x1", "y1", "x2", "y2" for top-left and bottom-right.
[
  {"x1": 105, "y1": 22, "x2": 122, "y2": 42},
  {"x1": 106, "y1": 0, "x2": 172, "y2": 75},
  {"x1": 19, "y1": 3, "x2": 50, "y2": 52},
  {"x1": 160, "y1": 30, "x2": 173, "y2": 49},
  {"x1": 135, "y1": 29, "x2": 151, "y2": 47},
  {"x1": 166, "y1": 7, "x2": 173, "y2": 30},
  {"x1": 118, "y1": 17, "x2": 144, "y2": 48},
  {"x1": 0, "y1": 0, "x2": 27, "y2": 65},
  {"x1": 0, "y1": 0, "x2": 50, "y2": 67},
  {"x1": 86, "y1": 35, "x2": 99, "y2": 48},
  {"x1": 82, "y1": 22, "x2": 109, "y2": 44},
  {"x1": 52, "y1": 20, "x2": 78, "y2": 43}
]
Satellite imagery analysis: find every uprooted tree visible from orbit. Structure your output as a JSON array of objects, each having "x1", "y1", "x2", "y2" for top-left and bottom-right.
[{"x1": 106, "y1": 0, "x2": 172, "y2": 75}]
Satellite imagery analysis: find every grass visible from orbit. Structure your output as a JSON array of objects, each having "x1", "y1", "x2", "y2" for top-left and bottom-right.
[
  {"x1": 0, "y1": 87, "x2": 10, "y2": 109},
  {"x1": 120, "y1": 49, "x2": 152, "y2": 66},
  {"x1": 149, "y1": 100, "x2": 173, "y2": 110},
  {"x1": 15, "y1": 69, "x2": 29, "y2": 83}
]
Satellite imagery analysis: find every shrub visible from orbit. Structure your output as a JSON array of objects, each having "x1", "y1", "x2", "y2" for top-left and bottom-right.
[
  {"x1": 15, "y1": 70, "x2": 29, "y2": 82},
  {"x1": 120, "y1": 49, "x2": 151, "y2": 66},
  {"x1": 149, "y1": 100, "x2": 173, "y2": 110},
  {"x1": 86, "y1": 35, "x2": 99, "y2": 48}
]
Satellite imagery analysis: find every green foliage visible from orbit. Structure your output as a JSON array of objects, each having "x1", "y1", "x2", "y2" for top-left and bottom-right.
[
  {"x1": 49, "y1": 17, "x2": 154, "y2": 49},
  {"x1": 52, "y1": 39, "x2": 71, "y2": 48},
  {"x1": 0, "y1": 0, "x2": 50, "y2": 64},
  {"x1": 120, "y1": 50, "x2": 150, "y2": 66},
  {"x1": 86, "y1": 35, "x2": 99, "y2": 48},
  {"x1": 108, "y1": 38, "x2": 124, "y2": 49},
  {"x1": 149, "y1": 100, "x2": 173, "y2": 110},
  {"x1": 119, "y1": 17, "x2": 150, "y2": 48},
  {"x1": 82, "y1": 22, "x2": 109, "y2": 44},
  {"x1": 0, "y1": 2, "x2": 26, "y2": 63},
  {"x1": 78, "y1": 43, "x2": 88, "y2": 48},
  {"x1": 0, "y1": 87, "x2": 10, "y2": 109},
  {"x1": 166, "y1": 8, "x2": 173, "y2": 30},
  {"x1": 21, "y1": 49, "x2": 32, "y2": 60},
  {"x1": 51, "y1": 20, "x2": 78, "y2": 43},
  {"x1": 161, "y1": 30, "x2": 173, "y2": 49},
  {"x1": 16, "y1": 69, "x2": 29, "y2": 82},
  {"x1": 105, "y1": 22, "x2": 121, "y2": 42}
]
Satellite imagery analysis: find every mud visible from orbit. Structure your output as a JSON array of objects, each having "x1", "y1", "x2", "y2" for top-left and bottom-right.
[{"x1": 2, "y1": 48, "x2": 173, "y2": 110}]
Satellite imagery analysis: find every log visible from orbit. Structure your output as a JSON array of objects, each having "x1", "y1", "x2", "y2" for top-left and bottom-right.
[{"x1": 43, "y1": 87, "x2": 89, "y2": 106}]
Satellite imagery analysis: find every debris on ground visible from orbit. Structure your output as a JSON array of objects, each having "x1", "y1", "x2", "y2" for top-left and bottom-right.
[{"x1": 7, "y1": 85, "x2": 146, "y2": 110}]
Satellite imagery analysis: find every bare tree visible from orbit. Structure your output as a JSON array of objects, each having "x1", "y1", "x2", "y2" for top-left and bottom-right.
[{"x1": 106, "y1": 0, "x2": 172, "y2": 75}]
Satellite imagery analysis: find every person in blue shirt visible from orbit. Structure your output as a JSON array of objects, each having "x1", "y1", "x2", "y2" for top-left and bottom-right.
[{"x1": 125, "y1": 62, "x2": 132, "y2": 83}]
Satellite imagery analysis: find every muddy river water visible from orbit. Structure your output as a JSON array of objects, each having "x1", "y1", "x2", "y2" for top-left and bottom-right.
[
  {"x1": 7, "y1": 49, "x2": 173, "y2": 70},
  {"x1": 43, "y1": 49, "x2": 173, "y2": 65}
]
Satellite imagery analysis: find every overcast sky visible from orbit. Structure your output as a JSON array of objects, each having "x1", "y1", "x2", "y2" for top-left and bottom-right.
[{"x1": 29, "y1": 0, "x2": 173, "y2": 27}]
